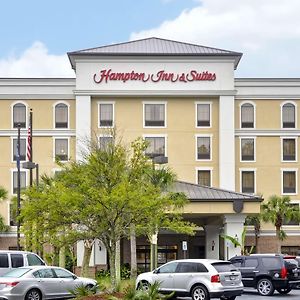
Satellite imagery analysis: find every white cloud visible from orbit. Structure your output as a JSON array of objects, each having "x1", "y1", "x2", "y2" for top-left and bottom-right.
[
  {"x1": 0, "y1": 42, "x2": 74, "y2": 77},
  {"x1": 131, "y1": 0, "x2": 300, "y2": 77}
]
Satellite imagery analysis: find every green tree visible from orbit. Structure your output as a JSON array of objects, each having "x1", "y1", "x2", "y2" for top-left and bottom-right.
[
  {"x1": 0, "y1": 187, "x2": 9, "y2": 233},
  {"x1": 261, "y1": 195, "x2": 300, "y2": 253}
]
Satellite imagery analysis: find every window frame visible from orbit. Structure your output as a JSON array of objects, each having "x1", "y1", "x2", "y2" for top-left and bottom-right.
[
  {"x1": 11, "y1": 137, "x2": 27, "y2": 163},
  {"x1": 281, "y1": 168, "x2": 298, "y2": 195},
  {"x1": 98, "y1": 134, "x2": 114, "y2": 151},
  {"x1": 195, "y1": 101, "x2": 212, "y2": 128},
  {"x1": 53, "y1": 137, "x2": 70, "y2": 162},
  {"x1": 195, "y1": 134, "x2": 212, "y2": 161},
  {"x1": 143, "y1": 101, "x2": 167, "y2": 128},
  {"x1": 53, "y1": 101, "x2": 70, "y2": 129},
  {"x1": 240, "y1": 137, "x2": 256, "y2": 162},
  {"x1": 240, "y1": 101, "x2": 256, "y2": 129},
  {"x1": 11, "y1": 101, "x2": 28, "y2": 129},
  {"x1": 98, "y1": 101, "x2": 115, "y2": 128},
  {"x1": 195, "y1": 167, "x2": 213, "y2": 187},
  {"x1": 11, "y1": 168, "x2": 28, "y2": 195},
  {"x1": 240, "y1": 168, "x2": 256, "y2": 194},
  {"x1": 281, "y1": 101, "x2": 297, "y2": 129},
  {"x1": 143, "y1": 134, "x2": 167, "y2": 159},
  {"x1": 281, "y1": 137, "x2": 297, "y2": 162}
]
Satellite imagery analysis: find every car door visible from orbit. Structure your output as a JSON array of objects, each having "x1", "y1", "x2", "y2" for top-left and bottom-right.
[
  {"x1": 52, "y1": 267, "x2": 78, "y2": 297},
  {"x1": 240, "y1": 257, "x2": 259, "y2": 287},
  {"x1": 154, "y1": 261, "x2": 178, "y2": 292},
  {"x1": 33, "y1": 268, "x2": 61, "y2": 298}
]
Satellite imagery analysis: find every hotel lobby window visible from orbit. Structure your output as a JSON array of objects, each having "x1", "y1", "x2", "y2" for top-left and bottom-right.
[
  {"x1": 283, "y1": 170, "x2": 296, "y2": 194},
  {"x1": 197, "y1": 103, "x2": 210, "y2": 127},
  {"x1": 145, "y1": 137, "x2": 165, "y2": 158},
  {"x1": 144, "y1": 103, "x2": 165, "y2": 127},
  {"x1": 241, "y1": 171, "x2": 255, "y2": 193},
  {"x1": 12, "y1": 171, "x2": 26, "y2": 194},
  {"x1": 55, "y1": 103, "x2": 68, "y2": 128},
  {"x1": 282, "y1": 138, "x2": 296, "y2": 161},
  {"x1": 282, "y1": 103, "x2": 296, "y2": 128},
  {"x1": 99, "y1": 103, "x2": 114, "y2": 127},
  {"x1": 55, "y1": 139, "x2": 68, "y2": 161},
  {"x1": 13, "y1": 138, "x2": 26, "y2": 161},
  {"x1": 241, "y1": 138, "x2": 255, "y2": 161},
  {"x1": 197, "y1": 170, "x2": 211, "y2": 186},
  {"x1": 99, "y1": 136, "x2": 113, "y2": 150},
  {"x1": 197, "y1": 136, "x2": 211, "y2": 160},
  {"x1": 13, "y1": 103, "x2": 26, "y2": 128},
  {"x1": 241, "y1": 103, "x2": 254, "y2": 128}
]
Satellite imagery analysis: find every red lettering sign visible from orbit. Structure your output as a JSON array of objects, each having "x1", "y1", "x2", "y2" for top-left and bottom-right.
[{"x1": 93, "y1": 69, "x2": 216, "y2": 84}]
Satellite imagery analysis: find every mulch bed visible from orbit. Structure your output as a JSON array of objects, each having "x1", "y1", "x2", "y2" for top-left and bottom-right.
[{"x1": 81, "y1": 292, "x2": 124, "y2": 300}]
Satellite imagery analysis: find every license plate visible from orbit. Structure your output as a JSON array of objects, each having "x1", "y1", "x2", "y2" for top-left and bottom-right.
[{"x1": 295, "y1": 273, "x2": 298, "y2": 277}]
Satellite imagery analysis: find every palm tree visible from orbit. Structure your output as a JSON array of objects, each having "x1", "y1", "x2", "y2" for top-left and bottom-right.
[
  {"x1": 0, "y1": 186, "x2": 7, "y2": 201},
  {"x1": 261, "y1": 195, "x2": 300, "y2": 253},
  {"x1": 245, "y1": 215, "x2": 261, "y2": 253}
]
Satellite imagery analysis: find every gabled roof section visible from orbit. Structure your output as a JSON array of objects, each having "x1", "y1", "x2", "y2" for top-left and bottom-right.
[
  {"x1": 171, "y1": 181, "x2": 262, "y2": 202},
  {"x1": 68, "y1": 37, "x2": 242, "y2": 69}
]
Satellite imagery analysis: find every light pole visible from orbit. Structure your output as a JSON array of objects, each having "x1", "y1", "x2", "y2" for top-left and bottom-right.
[{"x1": 16, "y1": 124, "x2": 21, "y2": 250}]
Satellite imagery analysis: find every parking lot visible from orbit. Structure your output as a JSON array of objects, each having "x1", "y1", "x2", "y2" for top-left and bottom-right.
[{"x1": 239, "y1": 289, "x2": 300, "y2": 300}]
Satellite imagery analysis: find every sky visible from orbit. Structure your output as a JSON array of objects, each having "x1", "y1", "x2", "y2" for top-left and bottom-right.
[{"x1": 1, "y1": 0, "x2": 300, "y2": 78}]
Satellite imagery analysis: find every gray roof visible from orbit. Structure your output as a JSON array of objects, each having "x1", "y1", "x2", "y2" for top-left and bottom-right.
[
  {"x1": 170, "y1": 181, "x2": 261, "y2": 202},
  {"x1": 68, "y1": 37, "x2": 242, "y2": 69}
]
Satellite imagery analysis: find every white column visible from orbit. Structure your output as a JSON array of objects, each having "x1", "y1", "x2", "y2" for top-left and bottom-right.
[
  {"x1": 204, "y1": 225, "x2": 220, "y2": 259},
  {"x1": 76, "y1": 95, "x2": 91, "y2": 161},
  {"x1": 219, "y1": 95, "x2": 235, "y2": 190},
  {"x1": 223, "y1": 214, "x2": 246, "y2": 260}
]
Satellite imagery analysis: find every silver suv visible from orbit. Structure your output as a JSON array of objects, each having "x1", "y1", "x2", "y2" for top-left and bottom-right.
[{"x1": 136, "y1": 259, "x2": 243, "y2": 300}]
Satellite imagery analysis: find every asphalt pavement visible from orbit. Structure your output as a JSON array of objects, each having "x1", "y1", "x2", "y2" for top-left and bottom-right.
[{"x1": 238, "y1": 288, "x2": 300, "y2": 300}]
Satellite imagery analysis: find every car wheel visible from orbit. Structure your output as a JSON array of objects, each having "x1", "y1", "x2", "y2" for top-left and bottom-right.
[
  {"x1": 257, "y1": 278, "x2": 274, "y2": 296},
  {"x1": 25, "y1": 288, "x2": 42, "y2": 300},
  {"x1": 138, "y1": 281, "x2": 150, "y2": 291},
  {"x1": 191, "y1": 285, "x2": 209, "y2": 300},
  {"x1": 276, "y1": 287, "x2": 292, "y2": 294}
]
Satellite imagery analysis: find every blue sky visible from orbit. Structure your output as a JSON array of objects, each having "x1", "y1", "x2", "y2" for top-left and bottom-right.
[{"x1": 1, "y1": 0, "x2": 300, "y2": 78}]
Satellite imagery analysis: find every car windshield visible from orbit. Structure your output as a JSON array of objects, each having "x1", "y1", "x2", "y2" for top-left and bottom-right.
[
  {"x1": 211, "y1": 262, "x2": 237, "y2": 272},
  {"x1": 3, "y1": 268, "x2": 31, "y2": 278}
]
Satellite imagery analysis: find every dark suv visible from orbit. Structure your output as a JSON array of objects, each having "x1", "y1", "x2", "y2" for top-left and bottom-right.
[{"x1": 230, "y1": 254, "x2": 300, "y2": 296}]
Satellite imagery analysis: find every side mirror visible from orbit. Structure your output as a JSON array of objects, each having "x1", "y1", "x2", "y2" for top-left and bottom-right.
[
  {"x1": 72, "y1": 275, "x2": 77, "y2": 280},
  {"x1": 153, "y1": 269, "x2": 159, "y2": 274}
]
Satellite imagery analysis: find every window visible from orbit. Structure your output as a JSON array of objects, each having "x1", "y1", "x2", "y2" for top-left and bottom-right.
[
  {"x1": 197, "y1": 136, "x2": 211, "y2": 160},
  {"x1": 212, "y1": 262, "x2": 238, "y2": 272},
  {"x1": 196, "y1": 103, "x2": 210, "y2": 127},
  {"x1": 241, "y1": 103, "x2": 254, "y2": 128},
  {"x1": 0, "y1": 254, "x2": 9, "y2": 268},
  {"x1": 197, "y1": 170, "x2": 211, "y2": 187},
  {"x1": 27, "y1": 254, "x2": 44, "y2": 266},
  {"x1": 55, "y1": 103, "x2": 68, "y2": 128},
  {"x1": 244, "y1": 258, "x2": 259, "y2": 268},
  {"x1": 241, "y1": 138, "x2": 255, "y2": 161},
  {"x1": 12, "y1": 171, "x2": 26, "y2": 194},
  {"x1": 13, "y1": 138, "x2": 26, "y2": 161},
  {"x1": 55, "y1": 139, "x2": 68, "y2": 161},
  {"x1": 230, "y1": 259, "x2": 243, "y2": 268},
  {"x1": 261, "y1": 257, "x2": 281, "y2": 269},
  {"x1": 99, "y1": 136, "x2": 113, "y2": 150},
  {"x1": 283, "y1": 204, "x2": 299, "y2": 225},
  {"x1": 13, "y1": 103, "x2": 26, "y2": 128},
  {"x1": 99, "y1": 103, "x2": 114, "y2": 127},
  {"x1": 241, "y1": 171, "x2": 255, "y2": 193},
  {"x1": 283, "y1": 170, "x2": 296, "y2": 194},
  {"x1": 282, "y1": 138, "x2": 296, "y2": 161},
  {"x1": 158, "y1": 261, "x2": 178, "y2": 273},
  {"x1": 282, "y1": 103, "x2": 295, "y2": 128},
  {"x1": 177, "y1": 262, "x2": 208, "y2": 273},
  {"x1": 145, "y1": 137, "x2": 166, "y2": 158},
  {"x1": 54, "y1": 268, "x2": 73, "y2": 278},
  {"x1": 11, "y1": 254, "x2": 24, "y2": 268},
  {"x1": 34, "y1": 269, "x2": 55, "y2": 278},
  {"x1": 144, "y1": 103, "x2": 165, "y2": 127}
]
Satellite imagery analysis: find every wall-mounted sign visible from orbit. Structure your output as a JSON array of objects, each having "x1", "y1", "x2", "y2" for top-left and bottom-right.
[{"x1": 93, "y1": 69, "x2": 216, "y2": 84}]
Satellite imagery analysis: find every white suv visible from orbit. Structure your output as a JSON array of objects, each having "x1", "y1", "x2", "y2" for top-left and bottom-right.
[{"x1": 136, "y1": 259, "x2": 243, "y2": 300}]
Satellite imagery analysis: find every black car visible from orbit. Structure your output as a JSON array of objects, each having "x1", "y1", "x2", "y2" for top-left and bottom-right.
[{"x1": 230, "y1": 254, "x2": 300, "y2": 296}]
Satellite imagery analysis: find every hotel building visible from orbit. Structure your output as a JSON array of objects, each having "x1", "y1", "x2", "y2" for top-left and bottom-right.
[{"x1": 0, "y1": 38, "x2": 299, "y2": 270}]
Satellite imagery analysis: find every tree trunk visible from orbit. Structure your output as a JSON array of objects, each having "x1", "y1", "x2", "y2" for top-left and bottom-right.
[
  {"x1": 115, "y1": 240, "x2": 121, "y2": 288},
  {"x1": 130, "y1": 224, "x2": 137, "y2": 279},
  {"x1": 108, "y1": 243, "x2": 116, "y2": 290},
  {"x1": 276, "y1": 227, "x2": 281, "y2": 254},
  {"x1": 81, "y1": 240, "x2": 94, "y2": 277},
  {"x1": 59, "y1": 246, "x2": 66, "y2": 268},
  {"x1": 149, "y1": 231, "x2": 158, "y2": 271}
]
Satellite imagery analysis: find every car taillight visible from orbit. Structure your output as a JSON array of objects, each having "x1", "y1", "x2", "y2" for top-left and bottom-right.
[
  {"x1": 0, "y1": 282, "x2": 19, "y2": 287},
  {"x1": 281, "y1": 267, "x2": 287, "y2": 279},
  {"x1": 211, "y1": 274, "x2": 220, "y2": 283}
]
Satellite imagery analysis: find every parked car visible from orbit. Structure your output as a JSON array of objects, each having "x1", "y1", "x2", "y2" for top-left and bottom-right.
[
  {"x1": 0, "y1": 265, "x2": 97, "y2": 300},
  {"x1": 136, "y1": 259, "x2": 243, "y2": 300},
  {"x1": 230, "y1": 254, "x2": 300, "y2": 296},
  {"x1": 0, "y1": 251, "x2": 46, "y2": 276}
]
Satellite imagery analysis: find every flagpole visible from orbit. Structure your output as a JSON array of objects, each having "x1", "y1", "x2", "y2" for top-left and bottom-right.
[
  {"x1": 17, "y1": 124, "x2": 21, "y2": 250},
  {"x1": 29, "y1": 109, "x2": 33, "y2": 186}
]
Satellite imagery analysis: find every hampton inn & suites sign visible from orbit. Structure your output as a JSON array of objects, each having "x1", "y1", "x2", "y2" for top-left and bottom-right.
[{"x1": 93, "y1": 69, "x2": 216, "y2": 84}]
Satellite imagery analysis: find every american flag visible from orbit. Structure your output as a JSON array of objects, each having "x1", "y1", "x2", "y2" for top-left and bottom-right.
[{"x1": 27, "y1": 123, "x2": 31, "y2": 161}]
